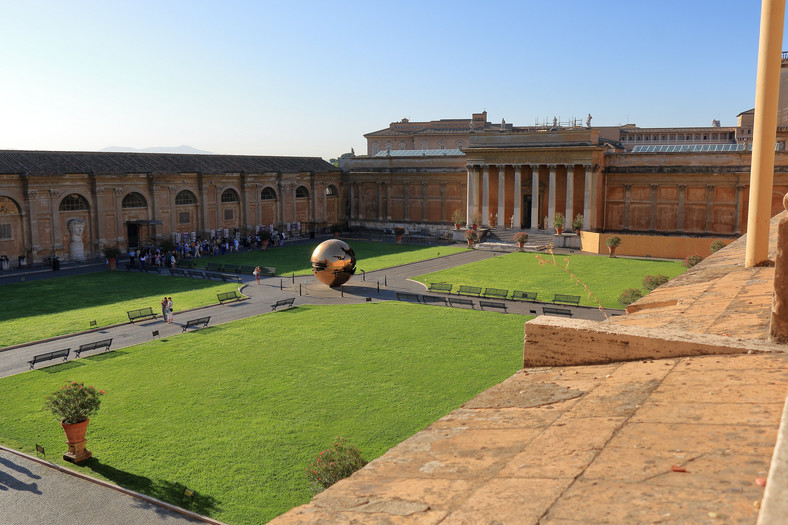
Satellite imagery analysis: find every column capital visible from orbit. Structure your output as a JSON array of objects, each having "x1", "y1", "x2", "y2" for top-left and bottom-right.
[
  {"x1": 650, "y1": 184, "x2": 659, "y2": 191},
  {"x1": 678, "y1": 184, "x2": 687, "y2": 192},
  {"x1": 623, "y1": 184, "x2": 632, "y2": 191}
]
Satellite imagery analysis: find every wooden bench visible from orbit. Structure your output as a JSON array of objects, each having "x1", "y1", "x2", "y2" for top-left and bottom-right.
[
  {"x1": 543, "y1": 306, "x2": 572, "y2": 317},
  {"x1": 395, "y1": 292, "x2": 421, "y2": 303},
  {"x1": 457, "y1": 285, "x2": 483, "y2": 297},
  {"x1": 482, "y1": 288, "x2": 508, "y2": 300},
  {"x1": 182, "y1": 316, "x2": 211, "y2": 332},
  {"x1": 127, "y1": 307, "x2": 156, "y2": 323},
  {"x1": 169, "y1": 268, "x2": 188, "y2": 277},
  {"x1": 142, "y1": 266, "x2": 161, "y2": 274},
  {"x1": 511, "y1": 290, "x2": 538, "y2": 302},
  {"x1": 203, "y1": 271, "x2": 224, "y2": 280},
  {"x1": 176, "y1": 260, "x2": 196, "y2": 268},
  {"x1": 428, "y1": 282, "x2": 453, "y2": 294},
  {"x1": 479, "y1": 300, "x2": 507, "y2": 312},
  {"x1": 448, "y1": 297, "x2": 475, "y2": 309},
  {"x1": 260, "y1": 266, "x2": 276, "y2": 276},
  {"x1": 219, "y1": 273, "x2": 242, "y2": 283},
  {"x1": 421, "y1": 294, "x2": 448, "y2": 306},
  {"x1": 271, "y1": 297, "x2": 295, "y2": 311},
  {"x1": 221, "y1": 264, "x2": 240, "y2": 273},
  {"x1": 75, "y1": 339, "x2": 113, "y2": 358},
  {"x1": 29, "y1": 348, "x2": 70, "y2": 369},
  {"x1": 205, "y1": 263, "x2": 224, "y2": 272},
  {"x1": 217, "y1": 291, "x2": 243, "y2": 303},
  {"x1": 553, "y1": 294, "x2": 581, "y2": 305},
  {"x1": 237, "y1": 265, "x2": 257, "y2": 275},
  {"x1": 187, "y1": 269, "x2": 206, "y2": 279}
]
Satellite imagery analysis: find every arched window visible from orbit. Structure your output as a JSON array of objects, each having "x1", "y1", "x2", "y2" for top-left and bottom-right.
[
  {"x1": 175, "y1": 190, "x2": 196, "y2": 205},
  {"x1": 122, "y1": 192, "x2": 147, "y2": 208},
  {"x1": 261, "y1": 187, "x2": 277, "y2": 200},
  {"x1": 221, "y1": 189, "x2": 239, "y2": 203},
  {"x1": 0, "y1": 196, "x2": 19, "y2": 214},
  {"x1": 59, "y1": 193, "x2": 89, "y2": 211},
  {"x1": 295, "y1": 186, "x2": 309, "y2": 198},
  {"x1": 325, "y1": 185, "x2": 338, "y2": 197}
]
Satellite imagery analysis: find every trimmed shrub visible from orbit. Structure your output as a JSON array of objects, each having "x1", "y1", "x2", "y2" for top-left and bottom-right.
[
  {"x1": 642, "y1": 274, "x2": 670, "y2": 291},
  {"x1": 305, "y1": 437, "x2": 367, "y2": 493},
  {"x1": 618, "y1": 288, "x2": 644, "y2": 306},
  {"x1": 684, "y1": 254, "x2": 703, "y2": 268}
]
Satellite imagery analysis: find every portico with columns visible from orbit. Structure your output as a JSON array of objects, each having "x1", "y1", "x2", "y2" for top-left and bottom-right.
[{"x1": 463, "y1": 130, "x2": 606, "y2": 231}]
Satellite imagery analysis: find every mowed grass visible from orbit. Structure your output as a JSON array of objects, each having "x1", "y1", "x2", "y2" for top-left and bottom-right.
[
  {"x1": 192, "y1": 240, "x2": 467, "y2": 276},
  {"x1": 0, "y1": 303, "x2": 527, "y2": 524},
  {"x1": 0, "y1": 273, "x2": 239, "y2": 347},
  {"x1": 413, "y1": 252, "x2": 686, "y2": 308}
]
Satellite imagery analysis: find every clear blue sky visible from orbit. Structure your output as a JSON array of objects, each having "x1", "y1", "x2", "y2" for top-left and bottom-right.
[{"x1": 3, "y1": 1, "x2": 786, "y2": 160}]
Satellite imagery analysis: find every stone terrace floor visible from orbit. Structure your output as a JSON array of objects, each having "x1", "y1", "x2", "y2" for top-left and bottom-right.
[{"x1": 271, "y1": 218, "x2": 788, "y2": 524}]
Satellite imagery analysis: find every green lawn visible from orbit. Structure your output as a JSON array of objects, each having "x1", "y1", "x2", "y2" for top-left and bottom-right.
[
  {"x1": 191, "y1": 240, "x2": 467, "y2": 276},
  {"x1": 0, "y1": 303, "x2": 527, "y2": 524},
  {"x1": 412, "y1": 252, "x2": 686, "y2": 308},
  {"x1": 0, "y1": 273, "x2": 239, "y2": 348}
]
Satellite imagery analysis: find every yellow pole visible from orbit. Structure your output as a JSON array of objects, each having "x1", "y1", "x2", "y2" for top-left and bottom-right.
[{"x1": 746, "y1": 0, "x2": 786, "y2": 267}]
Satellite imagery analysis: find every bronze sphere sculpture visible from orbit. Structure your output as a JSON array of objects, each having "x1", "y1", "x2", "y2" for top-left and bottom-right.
[{"x1": 311, "y1": 239, "x2": 357, "y2": 287}]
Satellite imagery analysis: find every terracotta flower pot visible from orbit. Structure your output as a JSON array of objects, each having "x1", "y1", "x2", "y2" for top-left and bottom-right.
[
  {"x1": 517, "y1": 241, "x2": 525, "y2": 251},
  {"x1": 61, "y1": 419, "x2": 92, "y2": 463},
  {"x1": 608, "y1": 246, "x2": 617, "y2": 258},
  {"x1": 396, "y1": 234, "x2": 402, "y2": 244}
]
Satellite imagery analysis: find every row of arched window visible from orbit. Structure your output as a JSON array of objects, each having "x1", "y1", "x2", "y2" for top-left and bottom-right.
[{"x1": 52, "y1": 185, "x2": 339, "y2": 212}]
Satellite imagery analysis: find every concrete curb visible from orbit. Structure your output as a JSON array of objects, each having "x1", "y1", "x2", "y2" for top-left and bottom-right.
[{"x1": 0, "y1": 445, "x2": 226, "y2": 524}]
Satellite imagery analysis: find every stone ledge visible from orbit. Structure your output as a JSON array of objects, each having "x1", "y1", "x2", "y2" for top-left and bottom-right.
[{"x1": 523, "y1": 316, "x2": 785, "y2": 367}]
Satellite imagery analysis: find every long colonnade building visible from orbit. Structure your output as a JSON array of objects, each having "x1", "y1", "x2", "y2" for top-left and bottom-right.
[{"x1": 0, "y1": 151, "x2": 340, "y2": 264}]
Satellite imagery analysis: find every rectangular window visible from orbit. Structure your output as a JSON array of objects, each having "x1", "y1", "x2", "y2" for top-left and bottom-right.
[
  {"x1": 0, "y1": 223, "x2": 11, "y2": 239},
  {"x1": 224, "y1": 209, "x2": 234, "y2": 220},
  {"x1": 669, "y1": 135, "x2": 675, "y2": 140},
  {"x1": 178, "y1": 212, "x2": 190, "y2": 224}
]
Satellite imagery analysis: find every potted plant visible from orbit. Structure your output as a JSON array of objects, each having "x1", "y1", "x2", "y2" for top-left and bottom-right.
[
  {"x1": 553, "y1": 212, "x2": 565, "y2": 234},
  {"x1": 259, "y1": 229, "x2": 272, "y2": 249},
  {"x1": 450, "y1": 209, "x2": 465, "y2": 229},
  {"x1": 45, "y1": 381, "x2": 105, "y2": 463},
  {"x1": 606, "y1": 236, "x2": 622, "y2": 257},
  {"x1": 393, "y1": 226, "x2": 405, "y2": 244},
  {"x1": 102, "y1": 245, "x2": 121, "y2": 271},
  {"x1": 330, "y1": 223, "x2": 344, "y2": 238},
  {"x1": 464, "y1": 228, "x2": 478, "y2": 248},
  {"x1": 513, "y1": 232, "x2": 529, "y2": 251},
  {"x1": 471, "y1": 213, "x2": 481, "y2": 230},
  {"x1": 572, "y1": 213, "x2": 584, "y2": 232}
]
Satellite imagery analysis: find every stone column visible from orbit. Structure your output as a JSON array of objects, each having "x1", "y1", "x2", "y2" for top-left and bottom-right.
[
  {"x1": 497, "y1": 164, "x2": 505, "y2": 228},
  {"x1": 465, "y1": 166, "x2": 473, "y2": 227},
  {"x1": 403, "y1": 182, "x2": 410, "y2": 221},
  {"x1": 422, "y1": 182, "x2": 428, "y2": 222},
  {"x1": 385, "y1": 182, "x2": 392, "y2": 220},
  {"x1": 531, "y1": 165, "x2": 540, "y2": 229},
  {"x1": 440, "y1": 182, "x2": 447, "y2": 222},
  {"x1": 349, "y1": 182, "x2": 355, "y2": 219},
  {"x1": 565, "y1": 165, "x2": 574, "y2": 230},
  {"x1": 735, "y1": 184, "x2": 745, "y2": 234},
  {"x1": 91, "y1": 187, "x2": 106, "y2": 248},
  {"x1": 377, "y1": 182, "x2": 383, "y2": 221},
  {"x1": 482, "y1": 165, "x2": 489, "y2": 226},
  {"x1": 770, "y1": 193, "x2": 788, "y2": 342},
  {"x1": 623, "y1": 184, "x2": 632, "y2": 230},
  {"x1": 649, "y1": 184, "x2": 659, "y2": 231},
  {"x1": 547, "y1": 165, "x2": 557, "y2": 230},
  {"x1": 583, "y1": 165, "x2": 593, "y2": 230},
  {"x1": 705, "y1": 184, "x2": 715, "y2": 232},
  {"x1": 358, "y1": 182, "x2": 364, "y2": 220},
  {"x1": 513, "y1": 165, "x2": 522, "y2": 229},
  {"x1": 746, "y1": 0, "x2": 786, "y2": 267},
  {"x1": 113, "y1": 188, "x2": 124, "y2": 243},
  {"x1": 677, "y1": 185, "x2": 686, "y2": 232},
  {"x1": 24, "y1": 190, "x2": 39, "y2": 257}
]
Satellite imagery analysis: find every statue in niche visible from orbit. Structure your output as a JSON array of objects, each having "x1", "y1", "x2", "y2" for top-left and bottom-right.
[
  {"x1": 586, "y1": 113, "x2": 593, "y2": 128},
  {"x1": 68, "y1": 218, "x2": 86, "y2": 261}
]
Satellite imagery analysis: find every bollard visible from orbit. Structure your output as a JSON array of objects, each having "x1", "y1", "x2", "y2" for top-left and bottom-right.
[
  {"x1": 384, "y1": 275, "x2": 387, "y2": 286},
  {"x1": 299, "y1": 283, "x2": 302, "y2": 296},
  {"x1": 377, "y1": 281, "x2": 380, "y2": 293},
  {"x1": 362, "y1": 270, "x2": 366, "y2": 282},
  {"x1": 280, "y1": 279, "x2": 283, "y2": 290},
  {"x1": 291, "y1": 273, "x2": 295, "y2": 284},
  {"x1": 341, "y1": 286, "x2": 344, "y2": 298}
]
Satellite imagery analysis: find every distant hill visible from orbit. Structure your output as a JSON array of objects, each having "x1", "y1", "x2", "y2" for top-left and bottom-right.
[{"x1": 100, "y1": 145, "x2": 213, "y2": 154}]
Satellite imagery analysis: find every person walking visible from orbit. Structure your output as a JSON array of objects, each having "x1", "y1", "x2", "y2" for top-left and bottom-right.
[
  {"x1": 253, "y1": 266, "x2": 261, "y2": 285},
  {"x1": 167, "y1": 297, "x2": 174, "y2": 324},
  {"x1": 161, "y1": 297, "x2": 168, "y2": 321}
]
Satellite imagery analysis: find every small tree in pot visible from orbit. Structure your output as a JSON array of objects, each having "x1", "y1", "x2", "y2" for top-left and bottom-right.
[
  {"x1": 46, "y1": 381, "x2": 106, "y2": 463},
  {"x1": 606, "y1": 236, "x2": 622, "y2": 257},
  {"x1": 553, "y1": 212, "x2": 565, "y2": 234},
  {"x1": 450, "y1": 209, "x2": 465, "y2": 229},
  {"x1": 513, "y1": 232, "x2": 529, "y2": 251}
]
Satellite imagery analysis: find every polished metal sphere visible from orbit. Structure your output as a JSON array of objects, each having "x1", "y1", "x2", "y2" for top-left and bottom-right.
[{"x1": 311, "y1": 239, "x2": 357, "y2": 287}]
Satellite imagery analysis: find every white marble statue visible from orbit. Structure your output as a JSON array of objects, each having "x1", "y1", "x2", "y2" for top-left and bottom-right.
[{"x1": 68, "y1": 218, "x2": 86, "y2": 261}]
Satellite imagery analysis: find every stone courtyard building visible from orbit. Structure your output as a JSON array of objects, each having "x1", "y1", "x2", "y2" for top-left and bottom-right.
[{"x1": 0, "y1": 151, "x2": 340, "y2": 264}]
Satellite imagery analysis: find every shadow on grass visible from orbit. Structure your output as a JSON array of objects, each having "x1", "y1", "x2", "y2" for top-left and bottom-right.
[
  {"x1": 37, "y1": 361, "x2": 86, "y2": 374},
  {"x1": 85, "y1": 459, "x2": 221, "y2": 518},
  {"x1": 84, "y1": 350, "x2": 128, "y2": 362}
]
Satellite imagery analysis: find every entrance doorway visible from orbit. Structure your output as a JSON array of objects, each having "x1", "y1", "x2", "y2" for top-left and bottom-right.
[
  {"x1": 523, "y1": 195, "x2": 532, "y2": 229},
  {"x1": 127, "y1": 223, "x2": 139, "y2": 249}
]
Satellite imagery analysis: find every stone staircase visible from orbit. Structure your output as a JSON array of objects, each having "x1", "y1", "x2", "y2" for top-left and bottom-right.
[{"x1": 480, "y1": 227, "x2": 556, "y2": 250}]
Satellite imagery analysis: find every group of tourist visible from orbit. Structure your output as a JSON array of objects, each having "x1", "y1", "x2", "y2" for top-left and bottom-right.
[{"x1": 160, "y1": 296, "x2": 174, "y2": 324}]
